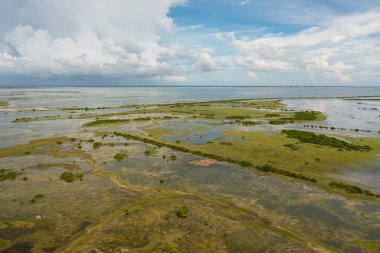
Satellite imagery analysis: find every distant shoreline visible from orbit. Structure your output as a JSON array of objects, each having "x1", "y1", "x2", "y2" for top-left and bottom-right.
[{"x1": 1, "y1": 85, "x2": 380, "y2": 88}]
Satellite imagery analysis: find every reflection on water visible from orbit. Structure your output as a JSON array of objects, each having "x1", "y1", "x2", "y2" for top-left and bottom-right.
[{"x1": 283, "y1": 98, "x2": 380, "y2": 134}]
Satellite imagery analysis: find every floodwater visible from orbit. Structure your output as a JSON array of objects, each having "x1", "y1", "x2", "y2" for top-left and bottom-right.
[{"x1": 1, "y1": 87, "x2": 380, "y2": 252}]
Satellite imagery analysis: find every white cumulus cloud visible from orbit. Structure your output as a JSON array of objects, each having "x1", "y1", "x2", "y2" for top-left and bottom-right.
[
  {"x1": 0, "y1": 0, "x2": 189, "y2": 78},
  {"x1": 228, "y1": 11, "x2": 380, "y2": 84}
]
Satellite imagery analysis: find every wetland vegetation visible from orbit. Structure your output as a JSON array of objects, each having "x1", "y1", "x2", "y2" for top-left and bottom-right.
[
  {"x1": 282, "y1": 129, "x2": 371, "y2": 151},
  {"x1": 1, "y1": 95, "x2": 380, "y2": 253}
]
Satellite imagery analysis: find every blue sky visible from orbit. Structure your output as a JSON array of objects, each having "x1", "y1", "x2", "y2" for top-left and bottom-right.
[{"x1": 0, "y1": 0, "x2": 379, "y2": 86}]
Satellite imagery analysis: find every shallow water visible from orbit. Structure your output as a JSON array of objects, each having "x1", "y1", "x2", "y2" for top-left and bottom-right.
[
  {"x1": 101, "y1": 148, "x2": 380, "y2": 252},
  {"x1": 283, "y1": 98, "x2": 380, "y2": 134},
  {"x1": 1, "y1": 87, "x2": 380, "y2": 252},
  {"x1": 2, "y1": 86, "x2": 380, "y2": 109}
]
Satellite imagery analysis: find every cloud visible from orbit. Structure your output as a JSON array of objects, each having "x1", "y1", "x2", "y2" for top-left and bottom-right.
[
  {"x1": 305, "y1": 54, "x2": 352, "y2": 82},
  {"x1": 240, "y1": 0, "x2": 250, "y2": 7},
  {"x1": 0, "y1": 1, "x2": 379, "y2": 86},
  {"x1": 228, "y1": 11, "x2": 380, "y2": 83},
  {"x1": 156, "y1": 75, "x2": 188, "y2": 82},
  {"x1": 195, "y1": 52, "x2": 219, "y2": 71},
  {"x1": 0, "y1": 0, "x2": 188, "y2": 78}
]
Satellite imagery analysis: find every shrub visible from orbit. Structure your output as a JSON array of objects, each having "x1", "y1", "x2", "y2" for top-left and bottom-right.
[
  {"x1": 329, "y1": 181, "x2": 378, "y2": 197},
  {"x1": 114, "y1": 153, "x2": 127, "y2": 161},
  {"x1": 60, "y1": 172, "x2": 75, "y2": 183},
  {"x1": 256, "y1": 164, "x2": 317, "y2": 183},
  {"x1": 0, "y1": 169, "x2": 19, "y2": 181},
  {"x1": 93, "y1": 142, "x2": 103, "y2": 149},
  {"x1": 176, "y1": 205, "x2": 189, "y2": 218},
  {"x1": 31, "y1": 193, "x2": 44, "y2": 203},
  {"x1": 167, "y1": 245, "x2": 179, "y2": 253}
]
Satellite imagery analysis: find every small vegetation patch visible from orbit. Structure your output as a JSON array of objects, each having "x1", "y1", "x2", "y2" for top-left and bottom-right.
[
  {"x1": 60, "y1": 172, "x2": 75, "y2": 183},
  {"x1": 225, "y1": 115, "x2": 250, "y2": 120},
  {"x1": 113, "y1": 153, "x2": 127, "y2": 161},
  {"x1": 176, "y1": 205, "x2": 190, "y2": 218},
  {"x1": 93, "y1": 142, "x2": 103, "y2": 149},
  {"x1": 83, "y1": 119, "x2": 129, "y2": 127},
  {"x1": 269, "y1": 111, "x2": 323, "y2": 125},
  {"x1": 0, "y1": 169, "x2": 19, "y2": 182},
  {"x1": 239, "y1": 121, "x2": 260, "y2": 126},
  {"x1": 219, "y1": 141, "x2": 232, "y2": 146},
  {"x1": 30, "y1": 193, "x2": 44, "y2": 203},
  {"x1": 256, "y1": 164, "x2": 317, "y2": 182},
  {"x1": 59, "y1": 172, "x2": 83, "y2": 183},
  {"x1": 12, "y1": 118, "x2": 33, "y2": 123},
  {"x1": 265, "y1": 113, "x2": 280, "y2": 117},
  {"x1": 282, "y1": 130, "x2": 371, "y2": 151},
  {"x1": 269, "y1": 119, "x2": 293, "y2": 125},
  {"x1": 294, "y1": 111, "x2": 318, "y2": 120},
  {"x1": 167, "y1": 245, "x2": 179, "y2": 253},
  {"x1": 329, "y1": 181, "x2": 379, "y2": 198},
  {"x1": 284, "y1": 143, "x2": 298, "y2": 150}
]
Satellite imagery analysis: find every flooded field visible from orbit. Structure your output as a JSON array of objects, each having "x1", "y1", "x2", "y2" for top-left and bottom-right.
[{"x1": 0, "y1": 87, "x2": 380, "y2": 252}]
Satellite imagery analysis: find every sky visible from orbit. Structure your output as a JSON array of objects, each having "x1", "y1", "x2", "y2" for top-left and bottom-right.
[{"x1": 0, "y1": 0, "x2": 379, "y2": 86}]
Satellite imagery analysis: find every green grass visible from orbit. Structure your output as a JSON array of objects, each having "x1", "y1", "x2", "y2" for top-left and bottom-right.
[
  {"x1": 269, "y1": 111, "x2": 326, "y2": 125},
  {"x1": 0, "y1": 137, "x2": 69, "y2": 158},
  {"x1": 0, "y1": 102, "x2": 8, "y2": 106},
  {"x1": 282, "y1": 130, "x2": 371, "y2": 151}
]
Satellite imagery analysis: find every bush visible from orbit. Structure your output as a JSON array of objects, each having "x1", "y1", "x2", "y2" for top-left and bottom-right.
[
  {"x1": 176, "y1": 205, "x2": 189, "y2": 218},
  {"x1": 167, "y1": 245, "x2": 179, "y2": 253},
  {"x1": 114, "y1": 153, "x2": 127, "y2": 161},
  {"x1": 93, "y1": 142, "x2": 103, "y2": 149},
  {"x1": 256, "y1": 164, "x2": 317, "y2": 183},
  {"x1": 60, "y1": 172, "x2": 75, "y2": 183},
  {"x1": 0, "y1": 169, "x2": 19, "y2": 181},
  {"x1": 329, "y1": 181, "x2": 378, "y2": 197}
]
